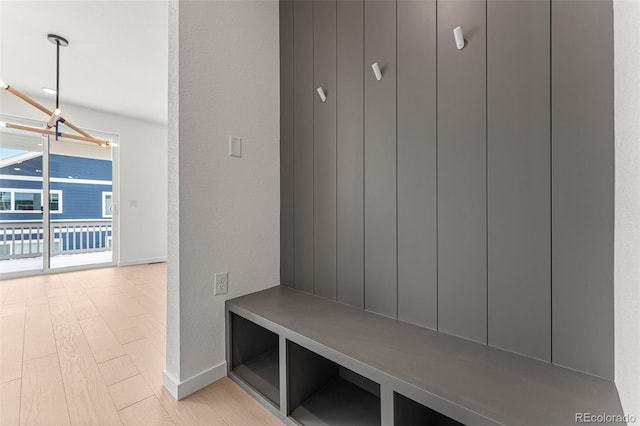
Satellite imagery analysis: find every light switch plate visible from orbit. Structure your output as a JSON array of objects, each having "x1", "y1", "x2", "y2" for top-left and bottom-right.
[{"x1": 229, "y1": 136, "x2": 242, "y2": 158}]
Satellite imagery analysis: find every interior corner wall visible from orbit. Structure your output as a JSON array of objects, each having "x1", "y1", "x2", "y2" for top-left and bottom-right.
[
  {"x1": 614, "y1": 0, "x2": 640, "y2": 418},
  {"x1": 166, "y1": 0, "x2": 280, "y2": 394},
  {"x1": 0, "y1": 94, "x2": 168, "y2": 266}
]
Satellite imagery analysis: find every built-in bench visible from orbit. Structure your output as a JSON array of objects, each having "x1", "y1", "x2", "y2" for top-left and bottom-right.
[{"x1": 226, "y1": 286, "x2": 624, "y2": 426}]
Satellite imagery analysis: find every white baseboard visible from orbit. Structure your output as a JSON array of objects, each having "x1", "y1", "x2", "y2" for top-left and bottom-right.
[
  {"x1": 162, "y1": 361, "x2": 227, "y2": 400},
  {"x1": 118, "y1": 256, "x2": 167, "y2": 267}
]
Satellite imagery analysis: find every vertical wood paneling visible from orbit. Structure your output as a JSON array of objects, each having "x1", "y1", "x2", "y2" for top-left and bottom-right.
[
  {"x1": 552, "y1": 0, "x2": 614, "y2": 379},
  {"x1": 282, "y1": 0, "x2": 615, "y2": 378},
  {"x1": 313, "y1": 0, "x2": 338, "y2": 300},
  {"x1": 487, "y1": 0, "x2": 551, "y2": 361},
  {"x1": 364, "y1": 0, "x2": 397, "y2": 318},
  {"x1": 293, "y1": 0, "x2": 315, "y2": 293},
  {"x1": 336, "y1": 0, "x2": 365, "y2": 308},
  {"x1": 437, "y1": 0, "x2": 487, "y2": 343},
  {"x1": 280, "y1": 0, "x2": 295, "y2": 287},
  {"x1": 397, "y1": 0, "x2": 437, "y2": 329}
]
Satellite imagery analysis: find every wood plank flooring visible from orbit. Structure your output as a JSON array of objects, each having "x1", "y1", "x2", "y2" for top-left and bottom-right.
[{"x1": 0, "y1": 263, "x2": 282, "y2": 426}]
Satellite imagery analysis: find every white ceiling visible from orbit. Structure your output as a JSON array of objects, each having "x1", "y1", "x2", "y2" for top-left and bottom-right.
[{"x1": 0, "y1": 0, "x2": 168, "y2": 125}]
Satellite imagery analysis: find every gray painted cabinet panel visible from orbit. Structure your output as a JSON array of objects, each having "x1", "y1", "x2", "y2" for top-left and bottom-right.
[
  {"x1": 280, "y1": 0, "x2": 295, "y2": 287},
  {"x1": 397, "y1": 0, "x2": 437, "y2": 329},
  {"x1": 487, "y1": 0, "x2": 551, "y2": 361},
  {"x1": 313, "y1": 0, "x2": 337, "y2": 300},
  {"x1": 337, "y1": 0, "x2": 365, "y2": 308},
  {"x1": 293, "y1": 0, "x2": 314, "y2": 293},
  {"x1": 552, "y1": 0, "x2": 614, "y2": 379},
  {"x1": 437, "y1": 0, "x2": 487, "y2": 343},
  {"x1": 364, "y1": 0, "x2": 397, "y2": 318}
]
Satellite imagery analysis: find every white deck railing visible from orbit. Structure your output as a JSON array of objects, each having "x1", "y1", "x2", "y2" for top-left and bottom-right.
[{"x1": 0, "y1": 220, "x2": 112, "y2": 260}]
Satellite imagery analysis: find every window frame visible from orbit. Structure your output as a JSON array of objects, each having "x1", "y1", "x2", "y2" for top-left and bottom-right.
[
  {"x1": 102, "y1": 191, "x2": 113, "y2": 218},
  {"x1": 0, "y1": 188, "x2": 63, "y2": 214}
]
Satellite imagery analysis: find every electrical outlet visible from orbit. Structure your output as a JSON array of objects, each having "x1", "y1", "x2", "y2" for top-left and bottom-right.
[{"x1": 214, "y1": 272, "x2": 228, "y2": 295}]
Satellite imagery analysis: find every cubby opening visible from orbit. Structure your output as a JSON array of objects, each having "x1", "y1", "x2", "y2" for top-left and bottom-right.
[
  {"x1": 230, "y1": 313, "x2": 280, "y2": 407},
  {"x1": 394, "y1": 393, "x2": 463, "y2": 426},
  {"x1": 287, "y1": 341, "x2": 381, "y2": 426}
]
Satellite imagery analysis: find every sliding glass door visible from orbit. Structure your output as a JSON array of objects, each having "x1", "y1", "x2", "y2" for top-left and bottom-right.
[
  {"x1": 0, "y1": 119, "x2": 45, "y2": 273},
  {"x1": 49, "y1": 137, "x2": 113, "y2": 269},
  {"x1": 0, "y1": 115, "x2": 116, "y2": 276}
]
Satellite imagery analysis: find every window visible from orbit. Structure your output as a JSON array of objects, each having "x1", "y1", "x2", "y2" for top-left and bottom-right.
[
  {"x1": 15, "y1": 191, "x2": 42, "y2": 211},
  {"x1": 102, "y1": 192, "x2": 113, "y2": 218},
  {"x1": 50, "y1": 192, "x2": 60, "y2": 212},
  {"x1": 0, "y1": 192, "x2": 11, "y2": 210},
  {"x1": 0, "y1": 189, "x2": 63, "y2": 213}
]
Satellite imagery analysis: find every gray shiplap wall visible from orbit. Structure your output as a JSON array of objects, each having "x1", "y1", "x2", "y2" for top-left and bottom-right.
[
  {"x1": 551, "y1": 0, "x2": 614, "y2": 379},
  {"x1": 437, "y1": 0, "x2": 487, "y2": 344},
  {"x1": 487, "y1": 0, "x2": 551, "y2": 361},
  {"x1": 279, "y1": 0, "x2": 614, "y2": 379},
  {"x1": 397, "y1": 0, "x2": 437, "y2": 329}
]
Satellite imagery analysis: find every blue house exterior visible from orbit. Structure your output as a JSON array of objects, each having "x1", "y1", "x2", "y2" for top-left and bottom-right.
[
  {"x1": 0, "y1": 153, "x2": 113, "y2": 257},
  {"x1": 0, "y1": 153, "x2": 112, "y2": 220}
]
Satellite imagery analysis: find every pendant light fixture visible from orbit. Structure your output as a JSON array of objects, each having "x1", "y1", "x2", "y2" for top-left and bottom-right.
[
  {"x1": 47, "y1": 34, "x2": 66, "y2": 138},
  {"x1": 0, "y1": 34, "x2": 110, "y2": 147}
]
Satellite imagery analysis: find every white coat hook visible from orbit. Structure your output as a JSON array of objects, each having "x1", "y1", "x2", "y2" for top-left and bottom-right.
[
  {"x1": 316, "y1": 87, "x2": 327, "y2": 103},
  {"x1": 371, "y1": 62, "x2": 383, "y2": 81},
  {"x1": 453, "y1": 26, "x2": 466, "y2": 50}
]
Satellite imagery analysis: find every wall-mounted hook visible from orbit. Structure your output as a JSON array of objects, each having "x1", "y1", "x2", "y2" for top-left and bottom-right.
[
  {"x1": 453, "y1": 26, "x2": 466, "y2": 50},
  {"x1": 371, "y1": 62, "x2": 383, "y2": 81},
  {"x1": 316, "y1": 87, "x2": 327, "y2": 103}
]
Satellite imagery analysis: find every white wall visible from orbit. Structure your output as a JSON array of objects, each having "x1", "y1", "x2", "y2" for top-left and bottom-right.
[
  {"x1": 1, "y1": 95, "x2": 168, "y2": 266},
  {"x1": 614, "y1": 0, "x2": 640, "y2": 420},
  {"x1": 165, "y1": 0, "x2": 280, "y2": 398}
]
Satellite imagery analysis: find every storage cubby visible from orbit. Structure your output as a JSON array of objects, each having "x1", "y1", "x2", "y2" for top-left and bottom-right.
[
  {"x1": 394, "y1": 393, "x2": 463, "y2": 426},
  {"x1": 230, "y1": 313, "x2": 280, "y2": 407},
  {"x1": 287, "y1": 341, "x2": 381, "y2": 426}
]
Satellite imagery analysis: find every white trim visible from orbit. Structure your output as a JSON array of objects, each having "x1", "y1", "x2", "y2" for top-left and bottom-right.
[
  {"x1": 118, "y1": 256, "x2": 167, "y2": 267},
  {"x1": 51, "y1": 177, "x2": 111, "y2": 186},
  {"x1": 0, "y1": 151, "x2": 41, "y2": 169},
  {"x1": 162, "y1": 362, "x2": 227, "y2": 400},
  {"x1": 0, "y1": 175, "x2": 112, "y2": 186}
]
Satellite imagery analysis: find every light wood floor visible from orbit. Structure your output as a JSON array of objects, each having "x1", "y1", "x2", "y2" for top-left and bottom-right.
[{"x1": 0, "y1": 263, "x2": 283, "y2": 426}]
